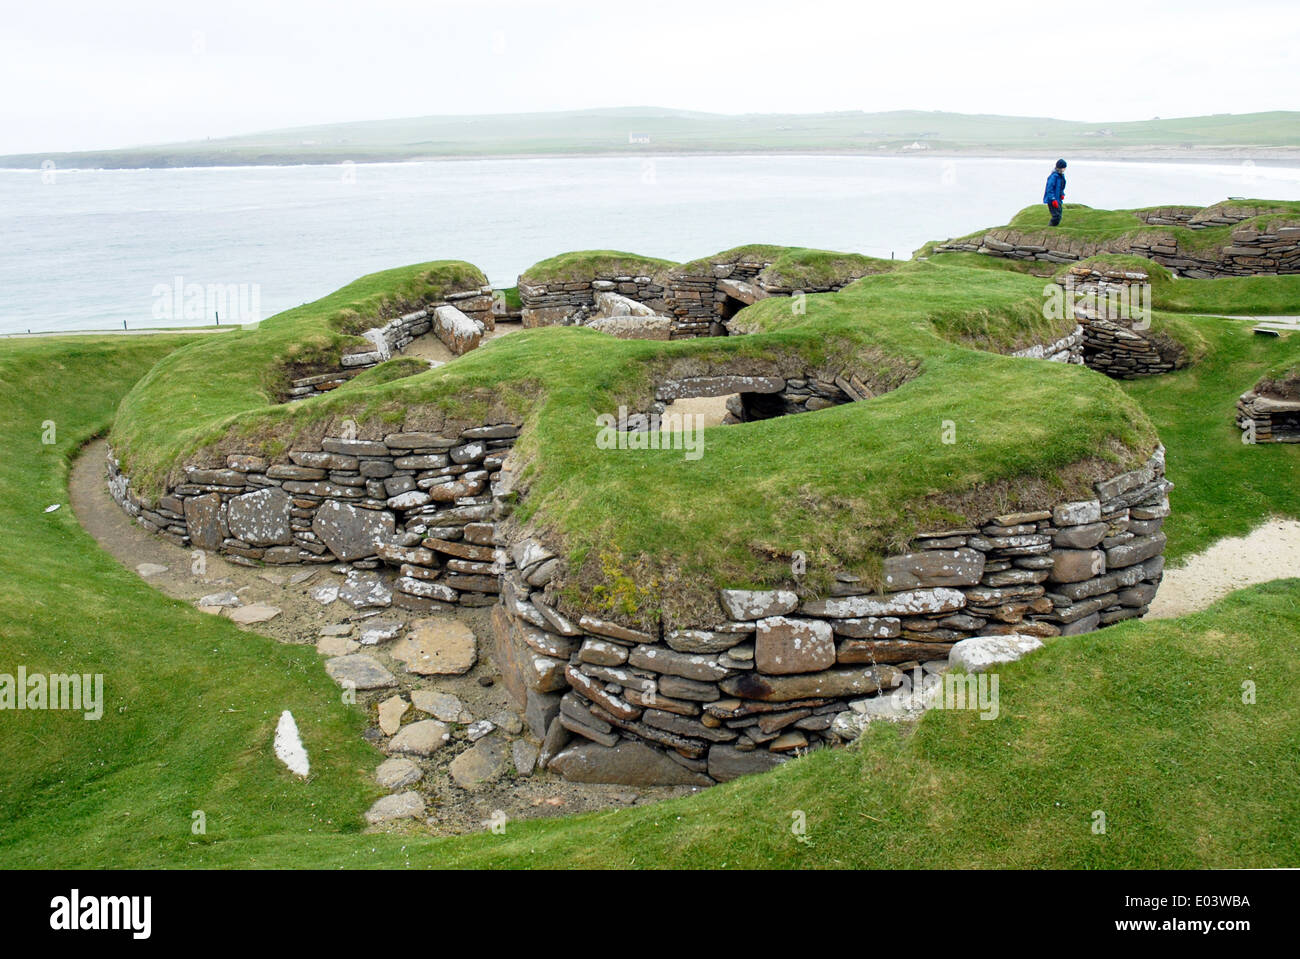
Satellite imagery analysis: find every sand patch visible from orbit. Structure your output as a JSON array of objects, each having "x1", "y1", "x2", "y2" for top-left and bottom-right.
[{"x1": 1147, "y1": 518, "x2": 1300, "y2": 618}]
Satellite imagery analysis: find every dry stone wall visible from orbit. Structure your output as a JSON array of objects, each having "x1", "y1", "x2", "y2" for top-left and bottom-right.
[
  {"x1": 108, "y1": 424, "x2": 519, "y2": 611},
  {"x1": 938, "y1": 216, "x2": 1300, "y2": 278},
  {"x1": 1054, "y1": 265, "x2": 1183, "y2": 379},
  {"x1": 519, "y1": 276, "x2": 667, "y2": 330},
  {"x1": 519, "y1": 255, "x2": 869, "y2": 341},
  {"x1": 1237, "y1": 379, "x2": 1300, "y2": 443},
  {"x1": 287, "y1": 287, "x2": 495, "y2": 400},
  {"x1": 110, "y1": 404, "x2": 1170, "y2": 786},
  {"x1": 491, "y1": 448, "x2": 1170, "y2": 785}
]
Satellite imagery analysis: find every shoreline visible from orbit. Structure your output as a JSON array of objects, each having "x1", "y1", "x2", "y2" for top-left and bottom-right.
[{"x1": 4, "y1": 146, "x2": 1300, "y2": 174}]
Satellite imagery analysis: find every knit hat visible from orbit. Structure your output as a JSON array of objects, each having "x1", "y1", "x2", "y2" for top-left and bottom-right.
[{"x1": 1056, "y1": 159, "x2": 1068, "y2": 169}]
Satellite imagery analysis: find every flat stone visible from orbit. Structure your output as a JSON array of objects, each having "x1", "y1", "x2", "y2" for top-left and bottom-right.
[
  {"x1": 1106, "y1": 532, "x2": 1166, "y2": 569},
  {"x1": 316, "y1": 635, "x2": 359, "y2": 656},
  {"x1": 512, "y1": 739, "x2": 540, "y2": 777},
  {"x1": 324, "y1": 654, "x2": 397, "y2": 690},
  {"x1": 830, "y1": 616, "x2": 901, "y2": 638},
  {"x1": 577, "y1": 615, "x2": 653, "y2": 645},
  {"x1": 628, "y1": 645, "x2": 729, "y2": 681},
  {"x1": 387, "y1": 719, "x2": 451, "y2": 756},
  {"x1": 374, "y1": 757, "x2": 423, "y2": 789},
  {"x1": 665, "y1": 629, "x2": 749, "y2": 654},
  {"x1": 754, "y1": 616, "x2": 836, "y2": 675},
  {"x1": 769, "y1": 731, "x2": 808, "y2": 753},
  {"x1": 948, "y1": 634, "x2": 1044, "y2": 673},
  {"x1": 410, "y1": 689, "x2": 473, "y2": 723},
  {"x1": 524, "y1": 688, "x2": 562, "y2": 738},
  {"x1": 578, "y1": 638, "x2": 629, "y2": 665},
  {"x1": 311, "y1": 501, "x2": 396, "y2": 561},
  {"x1": 226, "y1": 487, "x2": 293, "y2": 546},
  {"x1": 337, "y1": 570, "x2": 392, "y2": 609},
  {"x1": 449, "y1": 735, "x2": 508, "y2": 787},
  {"x1": 391, "y1": 617, "x2": 477, "y2": 674},
  {"x1": 378, "y1": 695, "x2": 409, "y2": 736},
  {"x1": 359, "y1": 620, "x2": 402, "y2": 645},
  {"x1": 881, "y1": 548, "x2": 986, "y2": 590},
  {"x1": 800, "y1": 588, "x2": 966, "y2": 618},
  {"x1": 655, "y1": 375, "x2": 784, "y2": 400},
  {"x1": 547, "y1": 741, "x2": 712, "y2": 786},
  {"x1": 321, "y1": 438, "x2": 389, "y2": 457},
  {"x1": 1053, "y1": 522, "x2": 1108, "y2": 549},
  {"x1": 838, "y1": 638, "x2": 953, "y2": 664},
  {"x1": 227, "y1": 603, "x2": 281, "y2": 625},
  {"x1": 364, "y1": 791, "x2": 425, "y2": 824},
  {"x1": 706, "y1": 743, "x2": 788, "y2": 782},
  {"x1": 198, "y1": 591, "x2": 241, "y2": 608},
  {"x1": 184, "y1": 492, "x2": 225, "y2": 551},
  {"x1": 1049, "y1": 549, "x2": 1106, "y2": 584},
  {"x1": 720, "y1": 665, "x2": 902, "y2": 702},
  {"x1": 718, "y1": 589, "x2": 799, "y2": 621},
  {"x1": 136, "y1": 563, "x2": 168, "y2": 578}
]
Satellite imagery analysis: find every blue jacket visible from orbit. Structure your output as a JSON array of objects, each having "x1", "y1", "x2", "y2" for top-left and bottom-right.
[{"x1": 1044, "y1": 169, "x2": 1066, "y2": 205}]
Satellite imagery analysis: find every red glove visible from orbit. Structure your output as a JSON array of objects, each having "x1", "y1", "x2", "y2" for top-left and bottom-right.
[{"x1": 1051, "y1": 200, "x2": 1060, "y2": 210}]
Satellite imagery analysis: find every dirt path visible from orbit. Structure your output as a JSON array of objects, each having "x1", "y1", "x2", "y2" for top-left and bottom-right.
[
  {"x1": 1147, "y1": 517, "x2": 1300, "y2": 618},
  {"x1": 70, "y1": 438, "x2": 696, "y2": 834},
  {"x1": 402, "y1": 319, "x2": 522, "y2": 364}
]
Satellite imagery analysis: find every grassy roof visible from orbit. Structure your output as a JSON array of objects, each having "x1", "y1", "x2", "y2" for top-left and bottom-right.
[
  {"x1": 757, "y1": 248, "x2": 897, "y2": 290},
  {"x1": 947, "y1": 199, "x2": 1300, "y2": 259},
  {"x1": 111, "y1": 252, "x2": 1158, "y2": 626},
  {"x1": 519, "y1": 250, "x2": 679, "y2": 285}
]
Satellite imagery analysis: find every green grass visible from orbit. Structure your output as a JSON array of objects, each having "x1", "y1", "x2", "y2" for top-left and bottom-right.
[
  {"x1": 107, "y1": 259, "x2": 485, "y2": 494},
  {"x1": 110, "y1": 257, "x2": 1159, "y2": 625},
  {"x1": 1155, "y1": 275, "x2": 1300, "y2": 316},
  {"x1": 0, "y1": 335, "x2": 386, "y2": 868},
  {"x1": 931, "y1": 228, "x2": 1300, "y2": 317},
  {"x1": 2, "y1": 272, "x2": 1298, "y2": 868},
  {"x1": 949, "y1": 199, "x2": 1300, "y2": 261},
  {"x1": 519, "y1": 250, "x2": 678, "y2": 285},
  {"x1": 1118, "y1": 317, "x2": 1300, "y2": 560}
]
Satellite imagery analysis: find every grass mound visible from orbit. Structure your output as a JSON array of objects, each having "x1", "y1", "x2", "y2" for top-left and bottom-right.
[
  {"x1": 519, "y1": 251, "x2": 678, "y2": 285},
  {"x1": 950, "y1": 198, "x2": 1300, "y2": 260},
  {"x1": 111, "y1": 256, "x2": 1157, "y2": 625},
  {"x1": 2, "y1": 257, "x2": 1297, "y2": 867}
]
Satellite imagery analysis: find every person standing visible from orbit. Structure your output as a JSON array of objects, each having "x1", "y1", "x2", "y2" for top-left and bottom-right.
[{"x1": 1044, "y1": 159, "x2": 1067, "y2": 226}]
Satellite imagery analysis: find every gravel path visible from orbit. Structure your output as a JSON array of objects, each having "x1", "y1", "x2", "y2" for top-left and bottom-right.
[{"x1": 1147, "y1": 517, "x2": 1300, "y2": 618}]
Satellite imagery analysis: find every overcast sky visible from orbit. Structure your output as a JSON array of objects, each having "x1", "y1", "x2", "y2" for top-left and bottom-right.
[{"x1": 3, "y1": 0, "x2": 1296, "y2": 154}]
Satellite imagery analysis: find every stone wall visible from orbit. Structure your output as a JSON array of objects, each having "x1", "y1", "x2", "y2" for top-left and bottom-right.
[
  {"x1": 1237, "y1": 378, "x2": 1300, "y2": 443},
  {"x1": 287, "y1": 287, "x2": 495, "y2": 400},
  {"x1": 1011, "y1": 325, "x2": 1085, "y2": 365},
  {"x1": 108, "y1": 424, "x2": 519, "y2": 616},
  {"x1": 519, "y1": 276, "x2": 667, "y2": 330},
  {"x1": 519, "y1": 256, "x2": 868, "y2": 341},
  {"x1": 938, "y1": 217, "x2": 1300, "y2": 278},
  {"x1": 1053, "y1": 265, "x2": 1183, "y2": 379},
  {"x1": 491, "y1": 449, "x2": 1171, "y2": 785},
  {"x1": 110, "y1": 404, "x2": 1170, "y2": 786}
]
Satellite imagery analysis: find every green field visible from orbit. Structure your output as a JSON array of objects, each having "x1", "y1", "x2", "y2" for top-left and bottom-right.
[
  {"x1": 2, "y1": 218, "x2": 1298, "y2": 869},
  {"x1": 4, "y1": 107, "x2": 1298, "y2": 169},
  {"x1": 111, "y1": 253, "x2": 1171, "y2": 624}
]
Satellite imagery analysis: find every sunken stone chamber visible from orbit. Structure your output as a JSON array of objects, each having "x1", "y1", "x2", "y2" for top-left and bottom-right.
[{"x1": 492, "y1": 448, "x2": 1170, "y2": 786}]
